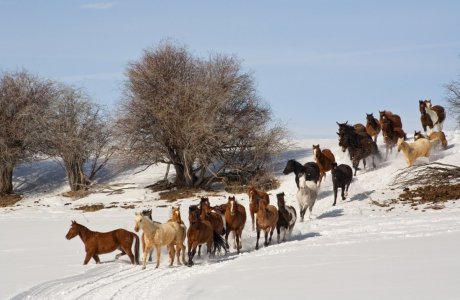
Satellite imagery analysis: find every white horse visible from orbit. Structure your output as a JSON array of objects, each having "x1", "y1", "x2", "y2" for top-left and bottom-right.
[
  {"x1": 296, "y1": 175, "x2": 319, "y2": 221},
  {"x1": 134, "y1": 212, "x2": 186, "y2": 269}
]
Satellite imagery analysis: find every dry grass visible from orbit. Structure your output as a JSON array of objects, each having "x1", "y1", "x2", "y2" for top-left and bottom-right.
[
  {"x1": 0, "y1": 194, "x2": 22, "y2": 207},
  {"x1": 159, "y1": 188, "x2": 200, "y2": 202}
]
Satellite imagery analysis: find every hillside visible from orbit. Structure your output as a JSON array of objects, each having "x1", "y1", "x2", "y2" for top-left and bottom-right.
[{"x1": 2, "y1": 132, "x2": 460, "y2": 300}]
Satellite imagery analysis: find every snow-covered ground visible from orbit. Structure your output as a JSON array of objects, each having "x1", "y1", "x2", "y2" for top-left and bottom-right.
[{"x1": 2, "y1": 132, "x2": 460, "y2": 300}]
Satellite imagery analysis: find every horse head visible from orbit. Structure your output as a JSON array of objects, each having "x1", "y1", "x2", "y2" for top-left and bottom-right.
[
  {"x1": 141, "y1": 209, "x2": 153, "y2": 220},
  {"x1": 134, "y1": 212, "x2": 144, "y2": 232},
  {"x1": 188, "y1": 205, "x2": 201, "y2": 223},
  {"x1": 199, "y1": 197, "x2": 210, "y2": 213},
  {"x1": 227, "y1": 196, "x2": 237, "y2": 216},
  {"x1": 65, "y1": 220, "x2": 79, "y2": 240},
  {"x1": 425, "y1": 99, "x2": 432, "y2": 108},
  {"x1": 312, "y1": 144, "x2": 320, "y2": 157},
  {"x1": 419, "y1": 100, "x2": 427, "y2": 113},
  {"x1": 282, "y1": 159, "x2": 294, "y2": 175},
  {"x1": 171, "y1": 206, "x2": 182, "y2": 222},
  {"x1": 413, "y1": 130, "x2": 425, "y2": 141}
]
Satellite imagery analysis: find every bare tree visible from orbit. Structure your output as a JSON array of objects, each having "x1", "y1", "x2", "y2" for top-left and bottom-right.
[
  {"x1": 0, "y1": 70, "x2": 55, "y2": 195},
  {"x1": 117, "y1": 41, "x2": 286, "y2": 188},
  {"x1": 446, "y1": 76, "x2": 460, "y2": 125},
  {"x1": 46, "y1": 85, "x2": 114, "y2": 192}
]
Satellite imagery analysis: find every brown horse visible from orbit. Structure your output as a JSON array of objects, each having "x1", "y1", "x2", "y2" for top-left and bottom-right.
[
  {"x1": 381, "y1": 115, "x2": 406, "y2": 160},
  {"x1": 255, "y1": 198, "x2": 278, "y2": 250},
  {"x1": 247, "y1": 187, "x2": 270, "y2": 231},
  {"x1": 379, "y1": 110, "x2": 403, "y2": 132},
  {"x1": 414, "y1": 130, "x2": 448, "y2": 150},
  {"x1": 312, "y1": 144, "x2": 336, "y2": 186},
  {"x1": 199, "y1": 197, "x2": 225, "y2": 235},
  {"x1": 65, "y1": 220, "x2": 139, "y2": 265},
  {"x1": 224, "y1": 196, "x2": 247, "y2": 253},
  {"x1": 421, "y1": 99, "x2": 446, "y2": 132},
  {"x1": 365, "y1": 113, "x2": 381, "y2": 143},
  {"x1": 419, "y1": 100, "x2": 434, "y2": 133},
  {"x1": 187, "y1": 205, "x2": 226, "y2": 266}
]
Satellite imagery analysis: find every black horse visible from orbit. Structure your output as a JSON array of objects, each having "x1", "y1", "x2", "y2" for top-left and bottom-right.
[
  {"x1": 336, "y1": 122, "x2": 381, "y2": 176},
  {"x1": 283, "y1": 160, "x2": 320, "y2": 188},
  {"x1": 331, "y1": 163, "x2": 353, "y2": 206}
]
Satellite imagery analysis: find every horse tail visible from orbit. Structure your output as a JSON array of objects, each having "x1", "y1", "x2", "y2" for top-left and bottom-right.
[
  {"x1": 133, "y1": 233, "x2": 140, "y2": 265},
  {"x1": 213, "y1": 231, "x2": 228, "y2": 253}
]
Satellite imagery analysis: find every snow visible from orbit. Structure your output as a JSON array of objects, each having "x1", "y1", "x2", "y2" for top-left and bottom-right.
[{"x1": 2, "y1": 132, "x2": 460, "y2": 300}]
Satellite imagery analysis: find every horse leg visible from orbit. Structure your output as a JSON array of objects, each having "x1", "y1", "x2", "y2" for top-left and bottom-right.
[
  {"x1": 115, "y1": 249, "x2": 125, "y2": 260},
  {"x1": 83, "y1": 250, "x2": 94, "y2": 265},
  {"x1": 255, "y1": 227, "x2": 261, "y2": 250},
  {"x1": 122, "y1": 244, "x2": 136, "y2": 264},
  {"x1": 300, "y1": 206, "x2": 306, "y2": 222},
  {"x1": 92, "y1": 254, "x2": 100, "y2": 264},
  {"x1": 188, "y1": 243, "x2": 198, "y2": 266},
  {"x1": 333, "y1": 185, "x2": 338, "y2": 206},
  {"x1": 341, "y1": 185, "x2": 346, "y2": 200},
  {"x1": 197, "y1": 245, "x2": 202, "y2": 258},
  {"x1": 168, "y1": 244, "x2": 175, "y2": 266},
  {"x1": 236, "y1": 230, "x2": 242, "y2": 253},
  {"x1": 345, "y1": 183, "x2": 350, "y2": 198},
  {"x1": 142, "y1": 245, "x2": 152, "y2": 269},
  {"x1": 276, "y1": 224, "x2": 281, "y2": 243},
  {"x1": 264, "y1": 229, "x2": 269, "y2": 247},
  {"x1": 251, "y1": 212, "x2": 255, "y2": 231},
  {"x1": 154, "y1": 245, "x2": 162, "y2": 269}
]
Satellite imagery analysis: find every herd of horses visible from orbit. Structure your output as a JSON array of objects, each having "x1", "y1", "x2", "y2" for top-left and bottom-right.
[{"x1": 65, "y1": 99, "x2": 447, "y2": 269}]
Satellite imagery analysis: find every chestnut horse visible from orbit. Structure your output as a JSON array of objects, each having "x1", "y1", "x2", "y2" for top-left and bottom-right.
[
  {"x1": 255, "y1": 197, "x2": 278, "y2": 250},
  {"x1": 283, "y1": 159, "x2": 320, "y2": 187},
  {"x1": 312, "y1": 144, "x2": 335, "y2": 186},
  {"x1": 199, "y1": 197, "x2": 225, "y2": 235},
  {"x1": 379, "y1": 110, "x2": 403, "y2": 132},
  {"x1": 65, "y1": 220, "x2": 139, "y2": 265},
  {"x1": 247, "y1": 187, "x2": 270, "y2": 231},
  {"x1": 224, "y1": 196, "x2": 247, "y2": 253},
  {"x1": 381, "y1": 115, "x2": 406, "y2": 160},
  {"x1": 187, "y1": 205, "x2": 227, "y2": 266},
  {"x1": 420, "y1": 99, "x2": 446, "y2": 132},
  {"x1": 365, "y1": 113, "x2": 381, "y2": 143},
  {"x1": 414, "y1": 130, "x2": 448, "y2": 150}
]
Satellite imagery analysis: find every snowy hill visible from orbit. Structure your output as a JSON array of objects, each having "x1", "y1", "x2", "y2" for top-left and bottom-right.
[{"x1": 2, "y1": 132, "x2": 460, "y2": 300}]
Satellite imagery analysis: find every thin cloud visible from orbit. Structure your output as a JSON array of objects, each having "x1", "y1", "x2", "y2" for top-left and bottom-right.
[{"x1": 80, "y1": 2, "x2": 115, "y2": 9}]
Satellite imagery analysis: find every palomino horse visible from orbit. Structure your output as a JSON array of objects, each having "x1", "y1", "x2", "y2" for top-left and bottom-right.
[
  {"x1": 65, "y1": 220, "x2": 139, "y2": 265},
  {"x1": 397, "y1": 137, "x2": 431, "y2": 167},
  {"x1": 187, "y1": 205, "x2": 227, "y2": 266},
  {"x1": 420, "y1": 99, "x2": 446, "y2": 132},
  {"x1": 224, "y1": 196, "x2": 247, "y2": 253},
  {"x1": 381, "y1": 115, "x2": 406, "y2": 160},
  {"x1": 331, "y1": 163, "x2": 353, "y2": 206},
  {"x1": 167, "y1": 206, "x2": 187, "y2": 263},
  {"x1": 276, "y1": 192, "x2": 297, "y2": 243},
  {"x1": 414, "y1": 130, "x2": 448, "y2": 150},
  {"x1": 255, "y1": 197, "x2": 278, "y2": 250},
  {"x1": 365, "y1": 113, "x2": 381, "y2": 143},
  {"x1": 134, "y1": 212, "x2": 186, "y2": 269},
  {"x1": 296, "y1": 175, "x2": 319, "y2": 221},
  {"x1": 247, "y1": 187, "x2": 270, "y2": 231},
  {"x1": 283, "y1": 159, "x2": 320, "y2": 187},
  {"x1": 140, "y1": 209, "x2": 155, "y2": 262},
  {"x1": 312, "y1": 144, "x2": 335, "y2": 186},
  {"x1": 337, "y1": 122, "x2": 381, "y2": 176}
]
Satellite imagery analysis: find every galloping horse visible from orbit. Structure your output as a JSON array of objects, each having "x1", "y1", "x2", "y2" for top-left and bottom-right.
[
  {"x1": 276, "y1": 192, "x2": 297, "y2": 243},
  {"x1": 397, "y1": 137, "x2": 431, "y2": 167},
  {"x1": 365, "y1": 113, "x2": 381, "y2": 143},
  {"x1": 312, "y1": 144, "x2": 335, "y2": 186},
  {"x1": 65, "y1": 220, "x2": 139, "y2": 265},
  {"x1": 224, "y1": 196, "x2": 247, "y2": 253},
  {"x1": 255, "y1": 197, "x2": 278, "y2": 250},
  {"x1": 134, "y1": 212, "x2": 186, "y2": 269},
  {"x1": 283, "y1": 159, "x2": 320, "y2": 187},
  {"x1": 247, "y1": 187, "x2": 270, "y2": 231},
  {"x1": 331, "y1": 163, "x2": 353, "y2": 206},
  {"x1": 414, "y1": 130, "x2": 448, "y2": 150},
  {"x1": 420, "y1": 99, "x2": 446, "y2": 132},
  {"x1": 379, "y1": 110, "x2": 403, "y2": 132},
  {"x1": 187, "y1": 205, "x2": 226, "y2": 266},
  {"x1": 381, "y1": 115, "x2": 406, "y2": 160},
  {"x1": 337, "y1": 121, "x2": 381, "y2": 176},
  {"x1": 199, "y1": 197, "x2": 225, "y2": 235}
]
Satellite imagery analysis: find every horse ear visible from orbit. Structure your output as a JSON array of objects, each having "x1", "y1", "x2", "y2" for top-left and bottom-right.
[
  {"x1": 336, "y1": 132, "x2": 340, "y2": 136},
  {"x1": 336, "y1": 121, "x2": 340, "y2": 126},
  {"x1": 345, "y1": 121, "x2": 348, "y2": 125}
]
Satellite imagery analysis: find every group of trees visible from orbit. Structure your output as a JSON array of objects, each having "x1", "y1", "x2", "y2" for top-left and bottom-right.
[{"x1": 0, "y1": 41, "x2": 285, "y2": 198}]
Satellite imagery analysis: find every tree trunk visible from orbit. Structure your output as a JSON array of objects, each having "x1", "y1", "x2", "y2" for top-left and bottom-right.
[
  {"x1": 63, "y1": 158, "x2": 89, "y2": 192},
  {"x1": 0, "y1": 163, "x2": 14, "y2": 194}
]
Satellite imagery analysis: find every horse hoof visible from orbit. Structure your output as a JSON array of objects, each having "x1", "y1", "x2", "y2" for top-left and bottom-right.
[{"x1": 142, "y1": 266, "x2": 146, "y2": 270}]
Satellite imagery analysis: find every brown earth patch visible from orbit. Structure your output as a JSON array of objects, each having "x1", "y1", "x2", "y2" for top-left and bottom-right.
[
  {"x1": 0, "y1": 194, "x2": 22, "y2": 207},
  {"x1": 159, "y1": 188, "x2": 200, "y2": 202}
]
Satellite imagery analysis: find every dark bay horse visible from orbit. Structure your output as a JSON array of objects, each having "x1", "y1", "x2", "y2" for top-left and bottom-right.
[
  {"x1": 331, "y1": 163, "x2": 353, "y2": 206},
  {"x1": 365, "y1": 113, "x2": 381, "y2": 143},
  {"x1": 381, "y1": 115, "x2": 406, "y2": 160},
  {"x1": 337, "y1": 122, "x2": 381, "y2": 176},
  {"x1": 379, "y1": 110, "x2": 403, "y2": 132},
  {"x1": 283, "y1": 159, "x2": 320, "y2": 187},
  {"x1": 65, "y1": 220, "x2": 139, "y2": 265},
  {"x1": 224, "y1": 196, "x2": 247, "y2": 253}
]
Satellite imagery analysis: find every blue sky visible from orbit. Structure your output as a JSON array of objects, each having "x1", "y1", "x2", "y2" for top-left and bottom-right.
[{"x1": 1, "y1": 0, "x2": 459, "y2": 137}]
